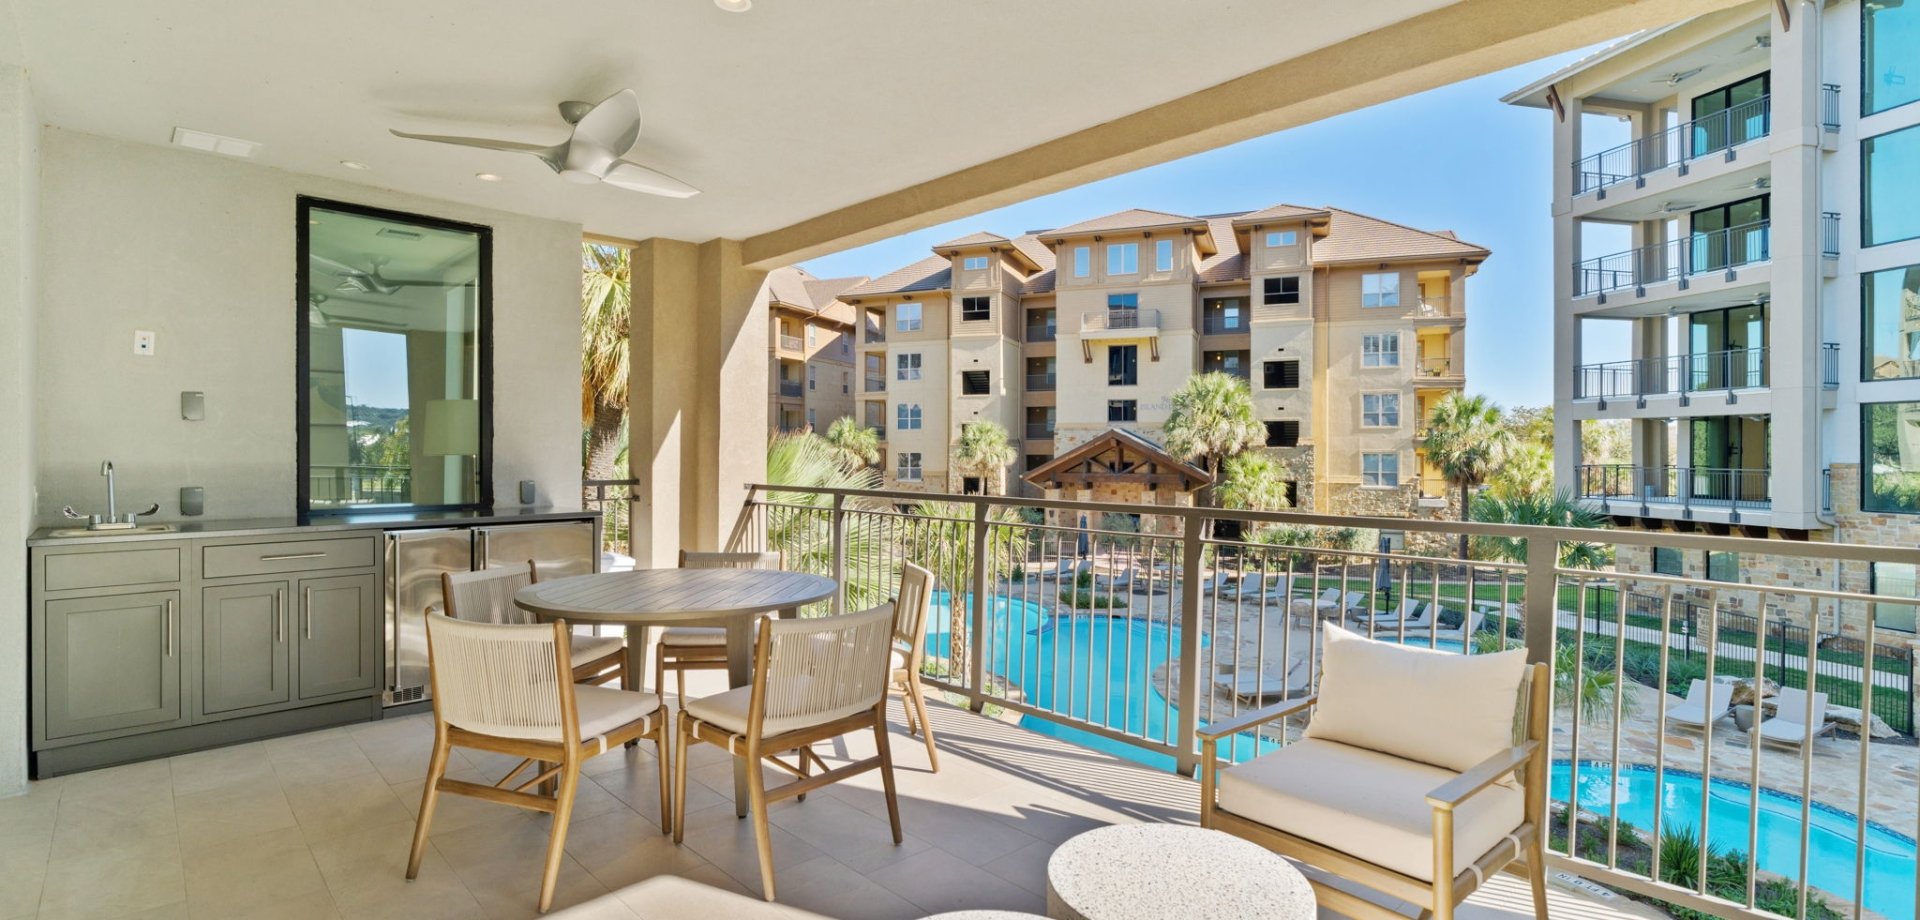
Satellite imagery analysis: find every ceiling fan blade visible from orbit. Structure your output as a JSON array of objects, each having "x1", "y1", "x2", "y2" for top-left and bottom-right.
[
  {"x1": 569, "y1": 89, "x2": 642, "y2": 159},
  {"x1": 389, "y1": 130, "x2": 564, "y2": 171},
  {"x1": 603, "y1": 160, "x2": 700, "y2": 198},
  {"x1": 309, "y1": 254, "x2": 366, "y2": 277}
]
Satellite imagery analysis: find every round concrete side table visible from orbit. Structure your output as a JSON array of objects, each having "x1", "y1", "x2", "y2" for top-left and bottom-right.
[
  {"x1": 1044, "y1": 824, "x2": 1314, "y2": 920},
  {"x1": 918, "y1": 913, "x2": 1049, "y2": 919}
]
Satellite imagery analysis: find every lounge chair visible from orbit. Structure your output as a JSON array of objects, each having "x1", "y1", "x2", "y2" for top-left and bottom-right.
[
  {"x1": 1665, "y1": 679, "x2": 1731, "y2": 729},
  {"x1": 1212, "y1": 665, "x2": 1306, "y2": 702},
  {"x1": 1317, "y1": 590, "x2": 1365, "y2": 614},
  {"x1": 1759, "y1": 687, "x2": 1835, "y2": 748},
  {"x1": 1405, "y1": 609, "x2": 1481, "y2": 641},
  {"x1": 1356, "y1": 597, "x2": 1425, "y2": 628},
  {"x1": 1371, "y1": 602, "x2": 1437, "y2": 632}
]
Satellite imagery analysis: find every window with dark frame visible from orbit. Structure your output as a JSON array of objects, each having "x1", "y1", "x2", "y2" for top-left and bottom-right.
[
  {"x1": 1108, "y1": 399, "x2": 1138, "y2": 422},
  {"x1": 961, "y1": 296, "x2": 992, "y2": 322},
  {"x1": 1263, "y1": 359, "x2": 1301, "y2": 389},
  {"x1": 1705, "y1": 551, "x2": 1740, "y2": 583},
  {"x1": 1652, "y1": 547, "x2": 1683, "y2": 576},
  {"x1": 961, "y1": 370, "x2": 991, "y2": 395},
  {"x1": 1108, "y1": 345, "x2": 1138, "y2": 386},
  {"x1": 1265, "y1": 420, "x2": 1300, "y2": 447},
  {"x1": 1263, "y1": 275, "x2": 1301, "y2": 305}
]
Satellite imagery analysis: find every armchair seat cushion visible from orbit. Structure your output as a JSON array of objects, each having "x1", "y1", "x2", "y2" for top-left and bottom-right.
[
  {"x1": 684, "y1": 684, "x2": 874, "y2": 738},
  {"x1": 1215, "y1": 737, "x2": 1524, "y2": 883}
]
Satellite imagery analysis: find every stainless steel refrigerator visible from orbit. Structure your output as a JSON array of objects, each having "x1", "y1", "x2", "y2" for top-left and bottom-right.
[{"x1": 383, "y1": 520, "x2": 596, "y2": 706}]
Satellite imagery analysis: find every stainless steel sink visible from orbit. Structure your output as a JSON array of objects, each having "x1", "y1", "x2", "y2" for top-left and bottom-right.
[{"x1": 46, "y1": 523, "x2": 176, "y2": 538}]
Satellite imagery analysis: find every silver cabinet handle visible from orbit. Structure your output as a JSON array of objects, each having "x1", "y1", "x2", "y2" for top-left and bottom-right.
[
  {"x1": 275, "y1": 589, "x2": 286, "y2": 643},
  {"x1": 163, "y1": 599, "x2": 174, "y2": 657},
  {"x1": 303, "y1": 586, "x2": 313, "y2": 639},
  {"x1": 261, "y1": 552, "x2": 327, "y2": 561}
]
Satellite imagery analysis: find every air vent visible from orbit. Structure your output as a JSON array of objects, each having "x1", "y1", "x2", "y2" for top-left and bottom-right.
[
  {"x1": 169, "y1": 127, "x2": 260, "y2": 158},
  {"x1": 390, "y1": 686, "x2": 426, "y2": 704},
  {"x1": 376, "y1": 227, "x2": 423, "y2": 240}
]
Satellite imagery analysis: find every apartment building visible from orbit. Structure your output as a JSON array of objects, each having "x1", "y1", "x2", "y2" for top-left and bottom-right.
[
  {"x1": 836, "y1": 205, "x2": 1485, "y2": 520},
  {"x1": 767, "y1": 266, "x2": 863, "y2": 433},
  {"x1": 1507, "y1": 0, "x2": 1920, "y2": 633}
]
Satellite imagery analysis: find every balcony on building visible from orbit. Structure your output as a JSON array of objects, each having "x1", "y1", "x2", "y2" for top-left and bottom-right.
[
  {"x1": 1201, "y1": 296, "x2": 1250, "y2": 338},
  {"x1": 862, "y1": 309, "x2": 886, "y2": 346},
  {"x1": 1413, "y1": 355, "x2": 1464, "y2": 389},
  {"x1": 1025, "y1": 308, "x2": 1057, "y2": 344},
  {"x1": 1025, "y1": 355, "x2": 1057, "y2": 394},
  {"x1": 1570, "y1": 213, "x2": 1771, "y2": 313},
  {"x1": 1025, "y1": 405, "x2": 1056, "y2": 443},
  {"x1": 1203, "y1": 350, "x2": 1250, "y2": 381},
  {"x1": 1576, "y1": 462, "x2": 1771, "y2": 521}
]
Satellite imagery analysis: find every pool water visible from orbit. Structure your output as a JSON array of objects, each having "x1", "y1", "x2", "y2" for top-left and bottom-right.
[{"x1": 1555, "y1": 762, "x2": 1916, "y2": 920}]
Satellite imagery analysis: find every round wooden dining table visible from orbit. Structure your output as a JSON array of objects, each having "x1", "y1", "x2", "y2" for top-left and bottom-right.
[{"x1": 513, "y1": 567, "x2": 836, "y2": 815}]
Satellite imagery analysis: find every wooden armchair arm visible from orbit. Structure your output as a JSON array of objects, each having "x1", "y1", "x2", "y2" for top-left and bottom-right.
[
  {"x1": 1425, "y1": 739, "x2": 1538, "y2": 812},
  {"x1": 1195, "y1": 694, "x2": 1318, "y2": 742}
]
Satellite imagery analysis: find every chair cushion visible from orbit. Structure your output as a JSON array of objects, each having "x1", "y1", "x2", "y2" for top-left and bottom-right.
[
  {"x1": 1216, "y1": 737, "x2": 1525, "y2": 883},
  {"x1": 684, "y1": 684, "x2": 875, "y2": 738},
  {"x1": 570, "y1": 634, "x2": 625, "y2": 664},
  {"x1": 660, "y1": 626, "x2": 726, "y2": 646},
  {"x1": 1304, "y1": 623, "x2": 1527, "y2": 774},
  {"x1": 574, "y1": 686, "x2": 663, "y2": 741},
  {"x1": 890, "y1": 648, "x2": 909, "y2": 673}
]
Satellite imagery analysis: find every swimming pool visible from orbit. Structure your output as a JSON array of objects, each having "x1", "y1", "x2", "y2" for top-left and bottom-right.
[{"x1": 1555, "y1": 762, "x2": 1916, "y2": 920}]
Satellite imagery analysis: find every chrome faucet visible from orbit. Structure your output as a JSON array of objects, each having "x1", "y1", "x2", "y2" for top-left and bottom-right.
[{"x1": 60, "y1": 459, "x2": 159, "y2": 530}]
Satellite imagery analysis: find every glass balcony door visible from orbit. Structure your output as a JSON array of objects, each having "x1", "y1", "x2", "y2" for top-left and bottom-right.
[
  {"x1": 1688, "y1": 415, "x2": 1769, "y2": 502},
  {"x1": 1687, "y1": 303, "x2": 1767, "y2": 390},
  {"x1": 1689, "y1": 195, "x2": 1770, "y2": 275},
  {"x1": 1691, "y1": 72, "x2": 1770, "y2": 155}
]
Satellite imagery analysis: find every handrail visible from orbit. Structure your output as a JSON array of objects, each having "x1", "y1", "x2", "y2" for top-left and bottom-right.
[
  {"x1": 1574, "y1": 347, "x2": 1769, "y2": 399},
  {"x1": 1082, "y1": 308, "x2": 1160, "y2": 332},
  {"x1": 1573, "y1": 221, "x2": 1771, "y2": 297},
  {"x1": 1025, "y1": 373, "x2": 1056, "y2": 391},
  {"x1": 1575, "y1": 464, "x2": 1770, "y2": 510},
  {"x1": 1572, "y1": 95, "x2": 1771, "y2": 195}
]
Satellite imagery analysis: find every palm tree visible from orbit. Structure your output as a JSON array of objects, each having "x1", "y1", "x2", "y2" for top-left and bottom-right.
[
  {"x1": 1420, "y1": 393, "x2": 1516, "y2": 558},
  {"x1": 1469, "y1": 490, "x2": 1612, "y2": 569},
  {"x1": 904, "y1": 500, "x2": 1027, "y2": 679},
  {"x1": 1163, "y1": 372, "x2": 1265, "y2": 504},
  {"x1": 1487, "y1": 441, "x2": 1554, "y2": 502},
  {"x1": 822, "y1": 416, "x2": 880, "y2": 471},
  {"x1": 952, "y1": 420, "x2": 1016, "y2": 495},
  {"x1": 581, "y1": 242, "x2": 630, "y2": 483},
  {"x1": 1216, "y1": 452, "x2": 1292, "y2": 512},
  {"x1": 762, "y1": 431, "x2": 890, "y2": 610}
]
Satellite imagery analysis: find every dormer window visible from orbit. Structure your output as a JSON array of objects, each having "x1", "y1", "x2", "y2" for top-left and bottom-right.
[
  {"x1": 1073, "y1": 246, "x2": 1091, "y2": 278},
  {"x1": 1155, "y1": 239, "x2": 1173, "y2": 272},
  {"x1": 1265, "y1": 230, "x2": 1298, "y2": 248},
  {"x1": 1106, "y1": 243, "x2": 1139, "y2": 275},
  {"x1": 963, "y1": 255, "x2": 988, "y2": 270}
]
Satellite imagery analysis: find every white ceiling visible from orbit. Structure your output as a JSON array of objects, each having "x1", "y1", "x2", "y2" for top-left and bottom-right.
[{"x1": 11, "y1": 0, "x2": 1456, "y2": 245}]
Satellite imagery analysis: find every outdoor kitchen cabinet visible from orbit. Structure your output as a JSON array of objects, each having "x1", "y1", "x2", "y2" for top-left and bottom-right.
[
  {"x1": 293, "y1": 572, "x2": 379, "y2": 700},
  {"x1": 39, "y1": 588, "x2": 187, "y2": 741},
  {"x1": 198, "y1": 580, "x2": 293, "y2": 715}
]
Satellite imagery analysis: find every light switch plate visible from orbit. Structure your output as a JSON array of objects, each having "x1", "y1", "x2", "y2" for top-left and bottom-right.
[
  {"x1": 134, "y1": 330, "x2": 156, "y2": 356},
  {"x1": 180, "y1": 391, "x2": 205, "y2": 421},
  {"x1": 179, "y1": 486, "x2": 204, "y2": 516}
]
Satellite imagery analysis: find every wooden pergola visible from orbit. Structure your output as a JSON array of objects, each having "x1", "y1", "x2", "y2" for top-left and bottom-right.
[{"x1": 1022, "y1": 428, "x2": 1211, "y2": 494}]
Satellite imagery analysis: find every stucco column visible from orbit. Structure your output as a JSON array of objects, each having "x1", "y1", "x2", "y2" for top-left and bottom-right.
[
  {"x1": 1552, "y1": 94, "x2": 1582, "y2": 496},
  {"x1": 626, "y1": 238, "x2": 770, "y2": 565},
  {"x1": 1763, "y1": 0, "x2": 1824, "y2": 530},
  {"x1": 0, "y1": 62, "x2": 38, "y2": 798}
]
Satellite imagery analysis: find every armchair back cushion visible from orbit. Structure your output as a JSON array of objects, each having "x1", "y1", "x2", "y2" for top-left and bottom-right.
[{"x1": 1304, "y1": 623, "x2": 1527, "y2": 774}]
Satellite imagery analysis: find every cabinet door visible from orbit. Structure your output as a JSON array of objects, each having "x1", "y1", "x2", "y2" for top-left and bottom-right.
[
  {"x1": 200, "y1": 581, "x2": 292, "y2": 715},
  {"x1": 42, "y1": 590, "x2": 184, "y2": 740},
  {"x1": 296, "y1": 573, "x2": 379, "y2": 700}
]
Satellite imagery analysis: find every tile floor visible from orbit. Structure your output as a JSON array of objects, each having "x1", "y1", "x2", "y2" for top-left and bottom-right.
[{"x1": 0, "y1": 678, "x2": 1641, "y2": 920}]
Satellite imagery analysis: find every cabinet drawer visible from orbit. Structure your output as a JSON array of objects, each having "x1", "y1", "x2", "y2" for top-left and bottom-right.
[
  {"x1": 42, "y1": 547, "x2": 184, "y2": 592},
  {"x1": 203, "y1": 536, "x2": 377, "y2": 579}
]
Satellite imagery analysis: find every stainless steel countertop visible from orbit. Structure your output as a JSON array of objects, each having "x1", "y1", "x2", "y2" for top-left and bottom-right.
[{"x1": 27, "y1": 507, "x2": 601, "y2": 547}]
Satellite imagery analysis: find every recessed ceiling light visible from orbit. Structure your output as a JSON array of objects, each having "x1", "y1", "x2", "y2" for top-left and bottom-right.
[
  {"x1": 714, "y1": 0, "x2": 751, "y2": 11},
  {"x1": 339, "y1": 160, "x2": 370, "y2": 170},
  {"x1": 475, "y1": 172, "x2": 503, "y2": 182},
  {"x1": 171, "y1": 127, "x2": 260, "y2": 158}
]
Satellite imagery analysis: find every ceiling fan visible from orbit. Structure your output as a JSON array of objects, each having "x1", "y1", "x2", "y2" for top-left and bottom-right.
[
  {"x1": 389, "y1": 89, "x2": 698, "y2": 198},
  {"x1": 1655, "y1": 67, "x2": 1707, "y2": 86},
  {"x1": 311, "y1": 255, "x2": 466, "y2": 296}
]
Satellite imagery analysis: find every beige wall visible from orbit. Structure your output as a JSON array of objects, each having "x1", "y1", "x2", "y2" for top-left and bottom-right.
[
  {"x1": 0, "y1": 59, "x2": 39, "y2": 796},
  {"x1": 32, "y1": 129, "x2": 585, "y2": 522}
]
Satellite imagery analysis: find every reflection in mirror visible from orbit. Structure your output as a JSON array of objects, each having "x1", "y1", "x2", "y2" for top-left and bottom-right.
[{"x1": 300, "y1": 199, "x2": 489, "y2": 512}]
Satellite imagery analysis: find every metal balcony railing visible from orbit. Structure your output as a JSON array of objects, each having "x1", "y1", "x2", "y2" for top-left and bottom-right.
[
  {"x1": 1025, "y1": 421, "x2": 1055, "y2": 440},
  {"x1": 1411, "y1": 295, "x2": 1453, "y2": 318},
  {"x1": 863, "y1": 321, "x2": 885, "y2": 345},
  {"x1": 1821, "y1": 83, "x2": 1841, "y2": 132},
  {"x1": 1572, "y1": 221, "x2": 1771, "y2": 297},
  {"x1": 1573, "y1": 347, "x2": 1770, "y2": 399},
  {"x1": 1822, "y1": 211, "x2": 1841, "y2": 259},
  {"x1": 866, "y1": 422, "x2": 885, "y2": 438},
  {"x1": 1573, "y1": 95, "x2": 1771, "y2": 194},
  {"x1": 1026, "y1": 323, "x2": 1057, "y2": 343},
  {"x1": 864, "y1": 375, "x2": 886, "y2": 393},
  {"x1": 1416, "y1": 357, "x2": 1457, "y2": 378},
  {"x1": 1202, "y1": 316, "x2": 1247, "y2": 335},
  {"x1": 1082, "y1": 308, "x2": 1159, "y2": 332},
  {"x1": 779, "y1": 334, "x2": 804, "y2": 352},
  {"x1": 778, "y1": 381, "x2": 803, "y2": 397},
  {"x1": 727, "y1": 481, "x2": 1920, "y2": 920},
  {"x1": 1822, "y1": 342, "x2": 1840, "y2": 389},
  {"x1": 1576, "y1": 463, "x2": 1771, "y2": 512},
  {"x1": 1025, "y1": 373, "x2": 1056, "y2": 392}
]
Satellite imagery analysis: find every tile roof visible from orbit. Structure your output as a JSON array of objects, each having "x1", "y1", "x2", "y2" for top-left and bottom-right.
[
  {"x1": 841, "y1": 255, "x2": 952, "y2": 297},
  {"x1": 1312, "y1": 208, "x2": 1488, "y2": 264},
  {"x1": 933, "y1": 231, "x2": 1010, "y2": 249},
  {"x1": 1194, "y1": 216, "x2": 1245, "y2": 283},
  {"x1": 1230, "y1": 203, "x2": 1328, "y2": 224},
  {"x1": 766, "y1": 266, "x2": 863, "y2": 323},
  {"x1": 1042, "y1": 208, "x2": 1204, "y2": 237}
]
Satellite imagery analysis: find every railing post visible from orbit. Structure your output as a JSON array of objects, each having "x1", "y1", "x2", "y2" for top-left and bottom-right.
[
  {"x1": 966, "y1": 500, "x2": 991, "y2": 712},
  {"x1": 829, "y1": 492, "x2": 848, "y2": 615},
  {"x1": 1523, "y1": 532, "x2": 1558, "y2": 667},
  {"x1": 1173, "y1": 511, "x2": 1206, "y2": 777}
]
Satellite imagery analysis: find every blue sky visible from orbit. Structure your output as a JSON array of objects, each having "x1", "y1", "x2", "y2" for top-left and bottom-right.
[{"x1": 800, "y1": 48, "x2": 1610, "y2": 410}]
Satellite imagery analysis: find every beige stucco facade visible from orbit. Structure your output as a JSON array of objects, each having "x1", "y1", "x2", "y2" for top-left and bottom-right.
[{"x1": 765, "y1": 267, "x2": 859, "y2": 434}]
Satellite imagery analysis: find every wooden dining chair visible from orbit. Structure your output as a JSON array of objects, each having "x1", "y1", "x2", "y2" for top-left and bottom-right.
[
  {"x1": 441, "y1": 563, "x2": 628, "y2": 687},
  {"x1": 407, "y1": 614, "x2": 670, "y2": 913},
  {"x1": 887, "y1": 562, "x2": 940, "y2": 771},
  {"x1": 655, "y1": 550, "x2": 781, "y2": 700},
  {"x1": 672, "y1": 604, "x2": 903, "y2": 900}
]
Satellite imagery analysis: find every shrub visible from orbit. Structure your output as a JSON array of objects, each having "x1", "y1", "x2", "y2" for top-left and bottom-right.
[{"x1": 1059, "y1": 589, "x2": 1124, "y2": 610}]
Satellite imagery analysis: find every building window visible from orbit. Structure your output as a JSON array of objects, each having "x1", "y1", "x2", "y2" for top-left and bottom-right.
[
  {"x1": 1025, "y1": 454, "x2": 1049, "y2": 471},
  {"x1": 961, "y1": 370, "x2": 991, "y2": 395},
  {"x1": 1865, "y1": 125, "x2": 1920, "y2": 247},
  {"x1": 805, "y1": 324, "x2": 816, "y2": 346},
  {"x1": 1864, "y1": 401, "x2": 1920, "y2": 513},
  {"x1": 1871, "y1": 562, "x2": 1920, "y2": 633},
  {"x1": 1361, "y1": 393, "x2": 1400, "y2": 428},
  {"x1": 1108, "y1": 292, "x2": 1139, "y2": 310},
  {"x1": 896, "y1": 353, "x2": 922, "y2": 380},
  {"x1": 1652, "y1": 547, "x2": 1683, "y2": 576},
  {"x1": 842, "y1": 371, "x2": 849, "y2": 394},
  {"x1": 963, "y1": 255, "x2": 988, "y2": 270},
  {"x1": 806, "y1": 408, "x2": 816, "y2": 428},
  {"x1": 1073, "y1": 246, "x2": 1090, "y2": 278},
  {"x1": 1866, "y1": 0, "x2": 1920, "y2": 116},
  {"x1": 1863, "y1": 265, "x2": 1920, "y2": 380},
  {"x1": 1108, "y1": 399, "x2": 1138, "y2": 422},
  {"x1": 1108, "y1": 345, "x2": 1138, "y2": 386},
  {"x1": 961, "y1": 296, "x2": 992, "y2": 322},
  {"x1": 896, "y1": 403, "x2": 922, "y2": 430},
  {"x1": 1362, "y1": 333, "x2": 1401, "y2": 367},
  {"x1": 1705, "y1": 552, "x2": 1740, "y2": 583},
  {"x1": 1155, "y1": 239, "x2": 1174, "y2": 272},
  {"x1": 1361, "y1": 453, "x2": 1399, "y2": 487},
  {"x1": 897, "y1": 452, "x2": 922, "y2": 482},
  {"x1": 1265, "y1": 420, "x2": 1300, "y2": 447},
  {"x1": 961, "y1": 476, "x2": 983, "y2": 495},
  {"x1": 1263, "y1": 276, "x2": 1301, "y2": 306},
  {"x1": 1361, "y1": 272, "x2": 1401, "y2": 308},
  {"x1": 1263, "y1": 359, "x2": 1301, "y2": 389},
  {"x1": 896, "y1": 302, "x2": 923, "y2": 332},
  {"x1": 1689, "y1": 73, "x2": 1770, "y2": 155},
  {"x1": 807, "y1": 365, "x2": 817, "y2": 390},
  {"x1": 1265, "y1": 230, "x2": 1297, "y2": 248},
  {"x1": 1107, "y1": 243, "x2": 1139, "y2": 275}
]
